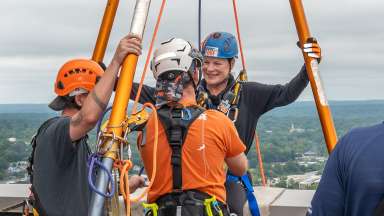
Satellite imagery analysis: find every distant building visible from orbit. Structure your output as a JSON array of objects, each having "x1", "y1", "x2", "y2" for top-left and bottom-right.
[
  {"x1": 7, "y1": 161, "x2": 28, "y2": 174},
  {"x1": 303, "y1": 151, "x2": 317, "y2": 157},
  {"x1": 289, "y1": 123, "x2": 305, "y2": 133},
  {"x1": 287, "y1": 171, "x2": 321, "y2": 189},
  {"x1": 7, "y1": 137, "x2": 16, "y2": 143}
]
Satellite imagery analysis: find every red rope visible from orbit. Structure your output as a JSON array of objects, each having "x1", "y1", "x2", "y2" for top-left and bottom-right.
[
  {"x1": 132, "y1": 0, "x2": 167, "y2": 114},
  {"x1": 232, "y1": 0, "x2": 246, "y2": 71}
]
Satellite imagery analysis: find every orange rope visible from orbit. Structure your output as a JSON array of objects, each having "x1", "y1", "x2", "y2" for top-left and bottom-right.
[
  {"x1": 132, "y1": 0, "x2": 167, "y2": 114},
  {"x1": 254, "y1": 134, "x2": 267, "y2": 186},
  {"x1": 129, "y1": 103, "x2": 159, "y2": 202},
  {"x1": 115, "y1": 103, "x2": 159, "y2": 216},
  {"x1": 114, "y1": 160, "x2": 133, "y2": 215},
  {"x1": 232, "y1": 0, "x2": 247, "y2": 71}
]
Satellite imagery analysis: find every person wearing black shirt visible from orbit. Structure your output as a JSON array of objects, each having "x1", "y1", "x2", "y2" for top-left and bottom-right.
[{"x1": 31, "y1": 34, "x2": 145, "y2": 215}]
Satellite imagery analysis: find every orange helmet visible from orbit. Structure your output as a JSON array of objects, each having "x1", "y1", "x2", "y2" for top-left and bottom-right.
[{"x1": 54, "y1": 59, "x2": 104, "y2": 96}]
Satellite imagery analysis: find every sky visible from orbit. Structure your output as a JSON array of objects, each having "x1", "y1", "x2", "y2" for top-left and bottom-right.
[{"x1": 0, "y1": 0, "x2": 383, "y2": 103}]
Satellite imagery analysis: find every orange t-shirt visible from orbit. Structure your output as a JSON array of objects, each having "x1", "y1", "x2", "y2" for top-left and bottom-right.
[{"x1": 138, "y1": 100, "x2": 246, "y2": 203}]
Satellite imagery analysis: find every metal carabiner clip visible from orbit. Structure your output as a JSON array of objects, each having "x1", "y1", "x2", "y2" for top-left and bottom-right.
[{"x1": 227, "y1": 107, "x2": 239, "y2": 123}]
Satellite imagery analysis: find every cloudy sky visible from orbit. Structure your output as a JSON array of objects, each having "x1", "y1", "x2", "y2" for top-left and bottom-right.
[{"x1": 0, "y1": 0, "x2": 383, "y2": 103}]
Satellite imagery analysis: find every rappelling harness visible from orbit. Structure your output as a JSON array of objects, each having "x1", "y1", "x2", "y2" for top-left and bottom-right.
[
  {"x1": 142, "y1": 104, "x2": 229, "y2": 216},
  {"x1": 197, "y1": 70, "x2": 261, "y2": 216}
]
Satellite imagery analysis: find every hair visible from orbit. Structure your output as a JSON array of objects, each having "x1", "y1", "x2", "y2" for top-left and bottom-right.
[{"x1": 62, "y1": 95, "x2": 81, "y2": 110}]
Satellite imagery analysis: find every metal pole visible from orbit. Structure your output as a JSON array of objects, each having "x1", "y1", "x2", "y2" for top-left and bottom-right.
[
  {"x1": 89, "y1": 1, "x2": 151, "y2": 215},
  {"x1": 289, "y1": 0, "x2": 338, "y2": 153},
  {"x1": 92, "y1": 0, "x2": 120, "y2": 63}
]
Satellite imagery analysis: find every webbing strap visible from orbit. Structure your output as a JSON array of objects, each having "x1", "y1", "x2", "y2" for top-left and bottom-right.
[
  {"x1": 169, "y1": 109, "x2": 183, "y2": 190},
  {"x1": 226, "y1": 173, "x2": 260, "y2": 216},
  {"x1": 157, "y1": 105, "x2": 205, "y2": 191}
]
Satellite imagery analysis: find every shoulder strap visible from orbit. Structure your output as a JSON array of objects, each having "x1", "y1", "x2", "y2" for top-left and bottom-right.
[
  {"x1": 157, "y1": 105, "x2": 205, "y2": 191},
  {"x1": 27, "y1": 117, "x2": 60, "y2": 184},
  {"x1": 198, "y1": 78, "x2": 243, "y2": 122}
]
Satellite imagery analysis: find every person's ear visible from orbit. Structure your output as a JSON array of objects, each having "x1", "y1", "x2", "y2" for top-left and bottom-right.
[
  {"x1": 75, "y1": 93, "x2": 87, "y2": 107},
  {"x1": 230, "y1": 58, "x2": 235, "y2": 70}
]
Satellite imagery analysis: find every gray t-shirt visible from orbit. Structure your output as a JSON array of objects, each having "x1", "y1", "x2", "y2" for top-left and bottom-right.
[{"x1": 33, "y1": 117, "x2": 91, "y2": 215}]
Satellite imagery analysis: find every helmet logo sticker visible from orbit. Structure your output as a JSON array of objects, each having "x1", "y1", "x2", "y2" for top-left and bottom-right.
[{"x1": 205, "y1": 46, "x2": 219, "y2": 57}]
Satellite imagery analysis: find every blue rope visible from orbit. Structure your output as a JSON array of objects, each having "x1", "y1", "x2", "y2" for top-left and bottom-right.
[{"x1": 87, "y1": 153, "x2": 115, "y2": 198}]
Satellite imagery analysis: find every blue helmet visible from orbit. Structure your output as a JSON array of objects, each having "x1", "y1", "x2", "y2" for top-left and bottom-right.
[{"x1": 201, "y1": 32, "x2": 238, "y2": 59}]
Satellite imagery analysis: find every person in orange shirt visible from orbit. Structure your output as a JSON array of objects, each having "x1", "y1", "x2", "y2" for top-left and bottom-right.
[{"x1": 137, "y1": 38, "x2": 248, "y2": 216}]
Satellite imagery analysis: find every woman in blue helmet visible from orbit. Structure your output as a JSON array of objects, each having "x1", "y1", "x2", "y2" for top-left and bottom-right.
[
  {"x1": 197, "y1": 31, "x2": 320, "y2": 215},
  {"x1": 129, "y1": 32, "x2": 321, "y2": 216}
]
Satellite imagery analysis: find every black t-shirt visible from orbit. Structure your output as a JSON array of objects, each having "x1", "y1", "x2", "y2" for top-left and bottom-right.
[
  {"x1": 33, "y1": 117, "x2": 91, "y2": 216},
  {"x1": 131, "y1": 65, "x2": 309, "y2": 154}
]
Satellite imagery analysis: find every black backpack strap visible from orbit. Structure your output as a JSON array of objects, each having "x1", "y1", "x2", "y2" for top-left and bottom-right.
[
  {"x1": 157, "y1": 105, "x2": 205, "y2": 192},
  {"x1": 26, "y1": 117, "x2": 59, "y2": 215}
]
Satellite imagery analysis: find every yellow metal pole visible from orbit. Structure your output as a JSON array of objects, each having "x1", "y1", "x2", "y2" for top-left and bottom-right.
[
  {"x1": 89, "y1": 1, "x2": 151, "y2": 215},
  {"x1": 92, "y1": 0, "x2": 120, "y2": 63},
  {"x1": 104, "y1": 55, "x2": 138, "y2": 159},
  {"x1": 289, "y1": 0, "x2": 338, "y2": 153},
  {"x1": 103, "y1": 0, "x2": 151, "y2": 159}
]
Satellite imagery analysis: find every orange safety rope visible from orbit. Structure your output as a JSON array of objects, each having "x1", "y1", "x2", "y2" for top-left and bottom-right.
[
  {"x1": 232, "y1": 0, "x2": 246, "y2": 71},
  {"x1": 115, "y1": 102, "x2": 159, "y2": 216},
  {"x1": 129, "y1": 103, "x2": 159, "y2": 203},
  {"x1": 132, "y1": 0, "x2": 167, "y2": 114},
  {"x1": 114, "y1": 159, "x2": 133, "y2": 215},
  {"x1": 232, "y1": 0, "x2": 268, "y2": 188},
  {"x1": 254, "y1": 134, "x2": 267, "y2": 186}
]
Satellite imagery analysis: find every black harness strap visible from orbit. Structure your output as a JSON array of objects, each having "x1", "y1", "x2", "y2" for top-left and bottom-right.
[
  {"x1": 27, "y1": 117, "x2": 59, "y2": 216},
  {"x1": 157, "y1": 105, "x2": 205, "y2": 192}
]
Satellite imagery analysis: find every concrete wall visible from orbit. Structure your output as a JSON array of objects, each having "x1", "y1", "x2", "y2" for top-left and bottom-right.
[{"x1": 0, "y1": 184, "x2": 315, "y2": 216}]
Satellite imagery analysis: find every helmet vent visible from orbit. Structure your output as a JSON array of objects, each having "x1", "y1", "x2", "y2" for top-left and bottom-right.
[
  {"x1": 177, "y1": 46, "x2": 186, "y2": 52},
  {"x1": 171, "y1": 58, "x2": 180, "y2": 65},
  {"x1": 155, "y1": 63, "x2": 161, "y2": 72},
  {"x1": 161, "y1": 38, "x2": 174, "y2": 45},
  {"x1": 57, "y1": 81, "x2": 65, "y2": 90},
  {"x1": 213, "y1": 32, "x2": 221, "y2": 39}
]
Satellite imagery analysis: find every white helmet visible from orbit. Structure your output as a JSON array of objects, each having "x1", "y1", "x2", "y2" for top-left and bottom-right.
[{"x1": 151, "y1": 38, "x2": 202, "y2": 80}]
